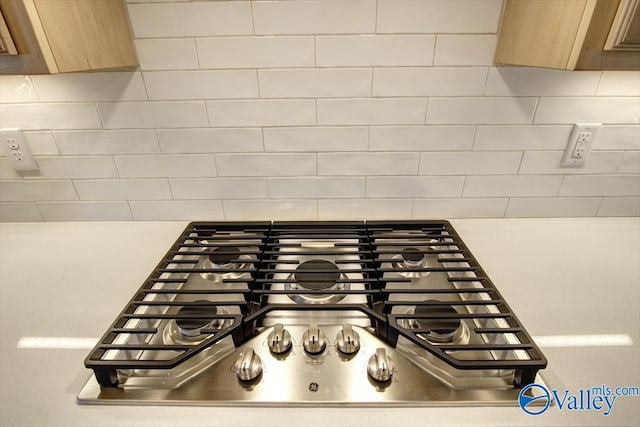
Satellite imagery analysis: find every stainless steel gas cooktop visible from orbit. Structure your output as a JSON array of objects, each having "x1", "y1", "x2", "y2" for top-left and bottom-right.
[{"x1": 78, "y1": 221, "x2": 548, "y2": 406}]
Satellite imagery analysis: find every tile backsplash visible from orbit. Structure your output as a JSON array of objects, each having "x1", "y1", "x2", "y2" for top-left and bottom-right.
[{"x1": 1, "y1": 0, "x2": 639, "y2": 222}]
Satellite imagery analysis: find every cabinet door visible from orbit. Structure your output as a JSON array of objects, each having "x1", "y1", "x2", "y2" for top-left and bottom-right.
[
  {"x1": 604, "y1": 0, "x2": 640, "y2": 50},
  {"x1": 0, "y1": 9, "x2": 18, "y2": 55},
  {"x1": 33, "y1": 0, "x2": 137, "y2": 72}
]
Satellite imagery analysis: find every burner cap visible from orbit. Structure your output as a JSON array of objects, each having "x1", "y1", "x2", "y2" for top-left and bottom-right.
[
  {"x1": 208, "y1": 246, "x2": 240, "y2": 265},
  {"x1": 401, "y1": 247, "x2": 424, "y2": 263},
  {"x1": 414, "y1": 302, "x2": 461, "y2": 343},
  {"x1": 294, "y1": 259, "x2": 340, "y2": 290},
  {"x1": 175, "y1": 301, "x2": 219, "y2": 334}
]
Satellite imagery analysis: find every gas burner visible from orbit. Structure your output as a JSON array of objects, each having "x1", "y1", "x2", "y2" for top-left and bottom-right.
[
  {"x1": 285, "y1": 259, "x2": 349, "y2": 304},
  {"x1": 402, "y1": 301, "x2": 469, "y2": 345},
  {"x1": 163, "y1": 301, "x2": 232, "y2": 345},
  {"x1": 199, "y1": 244, "x2": 251, "y2": 281},
  {"x1": 391, "y1": 241, "x2": 437, "y2": 278}
]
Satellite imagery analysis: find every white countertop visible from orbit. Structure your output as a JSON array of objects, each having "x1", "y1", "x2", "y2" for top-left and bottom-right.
[{"x1": 1, "y1": 219, "x2": 638, "y2": 426}]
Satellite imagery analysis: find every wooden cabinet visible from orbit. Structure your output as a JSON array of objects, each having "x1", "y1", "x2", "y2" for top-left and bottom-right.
[
  {"x1": 495, "y1": 0, "x2": 640, "y2": 70},
  {"x1": 0, "y1": 0, "x2": 137, "y2": 74}
]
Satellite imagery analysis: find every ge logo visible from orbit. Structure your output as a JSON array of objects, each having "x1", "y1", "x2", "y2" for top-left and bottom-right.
[
  {"x1": 308, "y1": 382, "x2": 319, "y2": 392},
  {"x1": 518, "y1": 383, "x2": 551, "y2": 415}
]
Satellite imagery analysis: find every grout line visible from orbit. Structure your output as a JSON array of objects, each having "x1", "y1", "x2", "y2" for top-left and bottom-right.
[
  {"x1": 409, "y1": 198, "x2": 415, "y2": 219},
  {"x1": 530, "y1": 97, "x2": 540, "y2": 125},
  {"x1": 255, "y1": 69, "x2": 262, "y2": 98},
  {"x1": 33, "y1": 201, "x2": 46, "y2": 221},
  {"x1": 374, "y1": 0, "x2": 379, "y2": 33},
  {"x1": 250, "y1": 1, "x2": 256, "y2": 35},
  {"x1": 366, "y1": 126, "x2": 371, "y2": 150},
  {"x1": 515, "y1": 150, "x2": 525, "y2": 174},
  {"x1": 369, "y1": 67, "x2": 375, "y2": 97},
  {"x1": 594, "y1": 196, "x2": 605, "y2": 216},
  {"x1": 203, "y1": 100, "x2": 212, "y2": 127},
  {"x1": 431, "y1": 35, "x2": 438, "y2": 66},
  {"x1": 167, "y1": 178, "x2": 175, "y2": 200},
  {"x1": 423, "y1": 97, "x2": 430, "y2": 124},
  {"x1": 193, "y1": 38, "x2": 202, "y2": 69},
  {"x1": 470, "y1": 124, "x2": 479, "y2": 150},
  {"x1": 126, "y1": 200, "x2": 135, "y2": 220},
  {"x1": 594, "y1": 71, "x2": 604, "y2": 96}
]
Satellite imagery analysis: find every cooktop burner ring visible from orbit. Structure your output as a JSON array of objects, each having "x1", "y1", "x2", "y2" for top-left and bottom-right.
[
  {"x1": 391, "y1": 241, "x2": 437, "y2": 278},
  {"x1": 400, "y1": 301, "x2": 469, "y2": 345},
  {"x1": 285, "y1": 259, "x2": 349, "y2": 304},
  {"x1": 198, "y1": 243, "x2": 254, "y2": 281},
  {"x1": 163, "y1": 302, "x2": 232, "y2": 345}
]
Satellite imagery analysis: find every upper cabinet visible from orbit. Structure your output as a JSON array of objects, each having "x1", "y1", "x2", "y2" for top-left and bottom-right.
[
  {"x1": 495, "y1": 0, "x2": 640, "y2": 70},
  {"x1": 0, "y1": 0, "x2": 137, "y2": 74}
]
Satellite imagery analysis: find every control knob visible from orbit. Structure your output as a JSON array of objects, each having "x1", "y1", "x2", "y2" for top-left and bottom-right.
[
  {"x1": 234, "y1": 348, "x2": 262, "y2": 381},
  {"x1": 336, "y1": 323, "x2": 360, "y2": 355},
  {"x1": 302, "y1": 324, "x2": 327, "y2": 354},
  {"x1": 267, "y1": 323, "x2": 292, "y2": 354},
  {"x1": 367, "y1": 348, "x2": 395, "y2": 382}
]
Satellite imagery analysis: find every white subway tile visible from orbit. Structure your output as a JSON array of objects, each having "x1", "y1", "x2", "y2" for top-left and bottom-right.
[
  {"x1": 128, "y1": 2, "x2": 252, "y2": 38},
  {"x1": 264, "y1": 127, "x2": 368, "y2": 152},
  {"x1": 318, "y1": 199, "x2": 413, "y2": 220},
  {"x1": 316, "y1": 35, "x2": 435, "y2": 67},
  {"x1": 135, "y1": 39, "x2": 199, "y2": 71},
  {"x1": 223, "y1": 199, "x2": 317, "y2": 220},
  {"x1": 158, "y1": 128, "x2": 263, "y2": 153},
  {"x1": 618, "y1": 151, "x2": 640, "y2": 173},
  {"x1": 74, "y1": 179, "x2": 172, "y2": 201},
  {"x1": 22, "y1": 132, "x2": 59, "y2": 155},
  {"x1": 258, "y1": 69, "x2": 372, "y2": 98},
  {"x1": 366, "y1": 176, "x2": 464, "y2": 198},
  {"x1": 597, "y1": 71, "x2": 640, "y2": 96},
  {"x1": 0, "y1": 202, "x2": 43, "y2": 222},
  {"x1": 434, "y1": 35, "x2": 497, "y2": 66},
  {"x1": 115, "y1": 154, "x2": 217, "y2": 178},
  {"x1": 373, "y1": 67, "x2": 487, "y2": 97},
  {"x1": 130, "y1": 200, "x2": 224, "y2": 220},
  {"x1": 0, "y1": 103, "x2": 101, "y2": 130},
  {"x1": 506, "y1": 197, "x2": 601, "y2": 217},
  {"x1": 207, "y1": 99, "x2": 316, "y2": 127},
  {"x1": 37, "y1": 201, "x2": 132, "y2": 221},
  {"x1": 485, "y1": 67, "x2": 601, "y2": 96},
  {"x1": 98, "y1": 101, "x2": 209, "y2": 129},
  {"x1": 519, "y1": 151, "x2": 623, "y2": 174},
  {"x1": 595, "y1": 126, "x2": 640, "y2": 150},
  {"x1": 0, "y1": 180, "x2": 78, "y2": 201},
  {"x1": 598, "y1": 197, "x2": 640, "y2": 217},
  {"x1": 318, "y1": 152, "x2": 419, "y2": 175},
  {"x1": 216, "y1": 153, "x2": 316, "y2": 176},
  {"x1": 27, "y1": 157, "x2": 119, "y2": 179},
  {"x1": 377, "y1": 0, "x2": 502, "y2": 33},
  {"x1": 170, "y1": 178, "x2": 268, "y2": 199},
  {"x1": 370, "y1": 126, "x2": 474, "y2": 151},
  {"x1": 560, "y1": 175, "x2": 640, "y2": 196},
  {"x1": 0, "y1": 158, "x2": 21, "y2": 179},
  {"x1": 427, "y1": 97, "x2": 537, "y2": 125},
  {"x1": 474, "y1": 125, "x2": 572, "y2": 151},
  {"x1": 144, "y1": 70, "x2": 258, "y2": 100},
  {"x1": 419, "y1": 152, "x2": 521, "y2": 175},
  {"x1": 54, "y1": 130, "x2": 159, "y2": 155},
  {"x1": 253, "y1": 0, "x2": 376, "y2": 34},
  {"x1": 534, "y1": 97, "x2": 640, "y2": 124},
  {"x1": 412, "y1": 198, "x2": 508, "y2": 218},
  {"x1": 31, "y1": 72, "x2": 147, "y2": 102},
  {"x1": 268, "y1": 177, "x2": 365, "y2": 198},
  {"x1": 463, "y1": 175, "x2": 563, "y2": 197},
  {"x1": 197, "y1": 36, "x2": 314, "y2": 69},
  {"x1": 0, "y1": 76, "x2": 38, "y2": 102},
  {"x1": 317, "y1": 98, "x2": 427, "y2": 125}
]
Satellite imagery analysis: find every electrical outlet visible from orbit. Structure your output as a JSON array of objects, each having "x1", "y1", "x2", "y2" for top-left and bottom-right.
[
  {"x1": 561, "y1": 123, "x2": 601, "y2": 167},
  {"x1": 0, "y1": 128, "x2": 39, "y2": 171}
]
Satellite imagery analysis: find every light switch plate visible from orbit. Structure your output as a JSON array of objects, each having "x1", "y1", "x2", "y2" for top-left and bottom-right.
[
  {"x1": 561, "y1": 123, "x2": 601, "y2": 168},
  {"x1": 1, "y1": 128, "x2": 39, "y2": 171}
]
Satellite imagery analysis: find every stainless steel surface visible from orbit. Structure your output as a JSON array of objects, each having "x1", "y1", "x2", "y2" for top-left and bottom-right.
[
  {"x1": 267, "y1": 323, "x2": 292, "y2": 354},
  {"x1": 78, "y1": 324, "x2": 549, "y2": 406},
  {"x1": 234, "y1": 348, "x2": 262, "y2": 381},
  {"x1": 335, "y1": 323, "x2": 360, "y2": 355},
  {"x1": 302, "y1": 324, "x2": 327, "y2": 354}
]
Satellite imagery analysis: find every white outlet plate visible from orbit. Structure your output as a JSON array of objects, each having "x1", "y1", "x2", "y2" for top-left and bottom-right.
[
  {"x1": 561, "y1": 123, "x2": 601, "y2": 168},
  {"x1": 1, "y1": 128, "x2": 39, "y2": 171}
]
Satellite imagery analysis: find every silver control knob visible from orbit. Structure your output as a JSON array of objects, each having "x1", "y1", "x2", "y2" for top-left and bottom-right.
[
  {"x1": 267, "y1": 323, "x2": 292, "y2": 354},
  {"x1": 302, "y1": 324, "x2": 327, "y2": 354},
  {"x1": 367, "y1": 348, "x2": 395, "y2": 382},
  {"x1": 336, "y1": 323, "x2": 360, "y2": 355},
  {"x1": 234, "y1": 348, "x2": 262, "y2": 381}
]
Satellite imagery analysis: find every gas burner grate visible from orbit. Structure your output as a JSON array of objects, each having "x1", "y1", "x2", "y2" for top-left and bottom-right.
[{"x1": 85, "y1": 220, "x2": 546, "y2": 388}]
